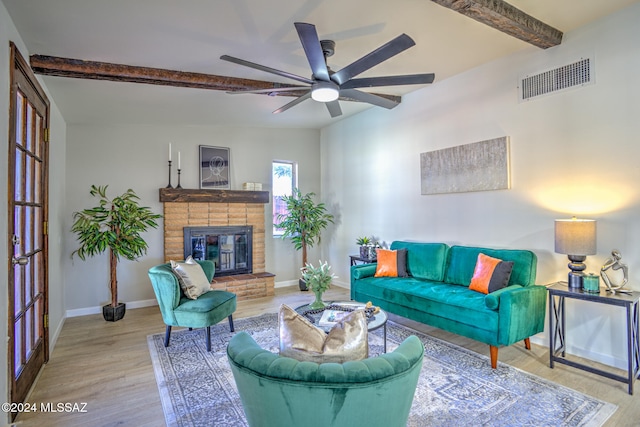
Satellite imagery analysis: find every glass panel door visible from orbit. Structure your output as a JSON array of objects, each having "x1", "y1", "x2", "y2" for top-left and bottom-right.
[{"x1": 8, "y1": 43, "x2": 49, "y2": 418}]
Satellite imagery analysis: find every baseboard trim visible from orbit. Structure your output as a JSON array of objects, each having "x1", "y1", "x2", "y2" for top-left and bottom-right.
[
  {"x1": 65, "y1": 299, "x2": 158, "y2": 318},
  {"x1": 275, "y1": 279, "x2": 298, "y2": 288},
  {"x1": 49, "y1": 316, "x2": 66, "y2": 352},
  {"x1": 530, "y1": 334, "x2": 627, "y2": 371}
]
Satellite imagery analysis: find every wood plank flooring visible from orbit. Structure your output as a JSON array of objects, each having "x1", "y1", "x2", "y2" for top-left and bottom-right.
[{"x1": 15, "y1": 285, "x2": 640, "y2": 426}]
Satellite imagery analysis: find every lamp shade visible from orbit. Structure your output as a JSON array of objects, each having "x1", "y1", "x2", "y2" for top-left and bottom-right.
[{"x1": 554, "y1": 218, "x2": 597, "y2": 255}]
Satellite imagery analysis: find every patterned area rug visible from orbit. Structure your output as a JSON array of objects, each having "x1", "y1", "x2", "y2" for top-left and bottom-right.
[{"x1": 147, "y1": 313, "x2": 616, "y2": 427}]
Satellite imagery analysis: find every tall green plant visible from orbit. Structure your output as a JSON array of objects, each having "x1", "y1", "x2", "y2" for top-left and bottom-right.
[
  {"x1": 71, "y1": 185, "x2": 162, "y2": 307},
  {"x1": 276, "y1": 188, "x2": 334, "y2": 269}
]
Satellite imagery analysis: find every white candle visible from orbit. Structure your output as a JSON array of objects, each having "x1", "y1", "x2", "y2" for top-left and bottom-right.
[
  {"x1": 178, "y1": 151, "x2": 181, "y2": 169},
  {"x1": 168, "y1": 143, "x2": 172, "y2": 161}
]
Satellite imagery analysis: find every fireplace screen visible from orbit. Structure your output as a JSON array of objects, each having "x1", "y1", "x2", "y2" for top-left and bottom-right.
[{"x1": 184, "y1": 226, "x2": 252, "y2": 276}]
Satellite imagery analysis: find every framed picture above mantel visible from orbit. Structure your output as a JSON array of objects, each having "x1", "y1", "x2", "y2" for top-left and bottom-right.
[{"x1": 200, "y1": 145, "x2": 230, "y2": 189}]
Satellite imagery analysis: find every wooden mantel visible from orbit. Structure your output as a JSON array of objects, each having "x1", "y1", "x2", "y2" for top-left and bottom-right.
[{"x1": 159, "y1": 188, "x2": 269, "y2": 204}]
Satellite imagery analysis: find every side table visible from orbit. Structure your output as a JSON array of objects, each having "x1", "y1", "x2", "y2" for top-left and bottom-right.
[
  {"x1": 547, "y1": 281, "x2": 640, "y2": 394},
  {"x1": 349, "y1": 255, "x2": 376, "y2": 266}
]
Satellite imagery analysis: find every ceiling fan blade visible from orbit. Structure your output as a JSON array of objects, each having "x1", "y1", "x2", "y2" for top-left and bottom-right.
[
  {"x1": 341, "y1": 73, "x2": 435, "y2": 89},
  {"x1": 294, "y1": 22, "x2": 330, "y2": 82},
  {"x1": 341, "y1": 89, "x2": 399, "y2": 110},
  {"x1": 325, "y1": 100, "x2": 342, "y2": 118},
  {"x1": 226, "y1": 86, "x2": 309, "y2": 95},
  {"x1": 331, "y1": 34, "x2": 416, "y2": 85},
  {"x1": 220, "y1": 55, "x2": 314, "y2": 85},
  {"x1": 273, "y1": 92, "x2": 312, "y2": 114}
]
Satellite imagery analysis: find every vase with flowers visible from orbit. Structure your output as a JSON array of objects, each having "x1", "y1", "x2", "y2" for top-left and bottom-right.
[{"x1": 301, "y1": 260, "x2": 337, "y2": 309}]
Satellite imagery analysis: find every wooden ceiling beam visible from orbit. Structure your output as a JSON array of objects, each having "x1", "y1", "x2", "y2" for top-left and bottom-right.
[
  {"x1": 29, "y1": 54, "x2": 401, "y2": 103},
  {"x1": 430, "y1": 0, "x2": 563, "y2": 49},
  {"x1": 30, "y1": 54, "x2": 300, "y2": 92}
]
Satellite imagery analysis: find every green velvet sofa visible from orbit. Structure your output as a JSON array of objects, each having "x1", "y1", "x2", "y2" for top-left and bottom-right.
[
  {"x1": 227, "y1": 331, "x2": 424, "y2": 427},
  {"x1": 350, "y1": 241, "x2": 547, "y2": 368}
]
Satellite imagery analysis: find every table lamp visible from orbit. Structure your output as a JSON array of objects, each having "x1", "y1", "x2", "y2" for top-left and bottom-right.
[{"x1": 554, "y1": 217, "x2": 597, "y2": 289}]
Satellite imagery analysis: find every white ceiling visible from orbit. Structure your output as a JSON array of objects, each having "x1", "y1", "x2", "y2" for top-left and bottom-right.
[{"x1": 3, "y1": 0, "x2": 636, "y2": 129}]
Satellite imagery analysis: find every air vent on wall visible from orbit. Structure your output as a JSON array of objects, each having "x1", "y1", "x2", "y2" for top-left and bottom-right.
[{"x1": 519, "y1": 57, "x2": 594, "y2": 102}]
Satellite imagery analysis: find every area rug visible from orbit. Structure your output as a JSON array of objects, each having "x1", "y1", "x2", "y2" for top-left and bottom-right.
[{"x1": 147, "y1": 313, "x2": 616, "y2": 427}]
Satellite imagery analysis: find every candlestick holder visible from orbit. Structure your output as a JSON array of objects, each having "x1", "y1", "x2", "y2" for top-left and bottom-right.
[
  {"x1": 166, "y1": 160, "x2": 173, "y2": 188},
  {"x1": 176, "y1": 168, "x2": 182, "y2": 189}
]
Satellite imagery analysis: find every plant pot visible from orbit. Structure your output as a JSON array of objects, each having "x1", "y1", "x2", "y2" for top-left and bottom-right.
[
  {"x1": 367, "y1": 245, "x2": 377, "y2": 260},
  {"x1": 359, "y1": 245, "x2": 368, "y2": 258},
  {"x1": 103, "y1": 302, "x2": 126, "y2": 322},
  {"x1": 298, "y1": 278, "x2": 308, "y2": 291}
]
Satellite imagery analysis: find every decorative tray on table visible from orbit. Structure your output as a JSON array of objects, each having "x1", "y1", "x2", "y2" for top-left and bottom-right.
[{"x1": 300, "y1": 303, "x2": 379, "y2": 327}]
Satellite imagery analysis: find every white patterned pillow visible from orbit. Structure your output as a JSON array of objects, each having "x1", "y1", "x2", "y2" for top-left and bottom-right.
[{"x1": 170, "y1": 256, "x2": 211, "y2": 299}]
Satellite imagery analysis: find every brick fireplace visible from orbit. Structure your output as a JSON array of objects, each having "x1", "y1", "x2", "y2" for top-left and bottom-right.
[{"x1": 160, "y1": 188, "x2": 275, "y2": 301}]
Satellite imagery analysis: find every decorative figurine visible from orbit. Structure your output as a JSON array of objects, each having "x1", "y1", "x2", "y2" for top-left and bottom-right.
[{"x1": 600, "y1": 249, "x2": 630, "y2": 294}]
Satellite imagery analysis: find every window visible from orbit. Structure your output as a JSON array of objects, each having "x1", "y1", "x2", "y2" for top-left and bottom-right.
[{"x1": 272, "y1": 160, "x2": 297, "y2": 236}]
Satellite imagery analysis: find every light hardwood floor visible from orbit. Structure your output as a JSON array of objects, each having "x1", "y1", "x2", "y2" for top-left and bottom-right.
[{"x1": 14, "y1": 285, "x2": 640, "y2": 427}]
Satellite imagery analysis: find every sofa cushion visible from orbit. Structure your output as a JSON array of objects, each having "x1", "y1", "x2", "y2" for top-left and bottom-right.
[
  {"x1": 176, "y1": 289, "x2": 236, "y2": 313},
  {"x1": 444, "y1": 246, "x2": 537, "y2": 287},
  {"x1": 390, "y1": 241, "x2": 449, "y2": 281},
  {"x1": 469, "y1": 253, "x2": 514, "y2": 294},
  {"x1": 352, "y1": 264, "x2": 377, "y2": 280},
  {"x1": 374, "y1": 248, "x2": 408, "y2": 277},
  {"x1": 353, "y1": 277, "x2": 498, "y2": 332}
]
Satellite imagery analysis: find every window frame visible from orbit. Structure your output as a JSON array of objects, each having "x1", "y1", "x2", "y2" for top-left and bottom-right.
[{"x1": 272, "y1": 160, "x2": 297, "y2": 237}]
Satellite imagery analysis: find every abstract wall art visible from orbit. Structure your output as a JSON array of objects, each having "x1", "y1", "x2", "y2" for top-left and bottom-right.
[{"x1": 420, "y1": 136, "x2": 511, "y2": 195}]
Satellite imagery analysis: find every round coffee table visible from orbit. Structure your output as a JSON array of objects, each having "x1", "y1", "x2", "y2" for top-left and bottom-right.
[{"x1": 295, "y1": 301, "x2": 388, "y2": 352}]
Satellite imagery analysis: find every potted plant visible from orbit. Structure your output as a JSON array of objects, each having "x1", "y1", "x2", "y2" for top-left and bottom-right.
[
  {"x1": 302, "y1": 260, "x2": 336, "y2": 309},
  {"x1": 356, "y1": 236, "x2": 371, "y2": 258},
  {"x1": 368, "y1": 239, "x2": 381, "y2": 260},
  {"x1": 356, "y1": 236, "x2": 379, "y2": 260},
  {"x1": 71, "y1": 185, "x2": 162, "y2": 322},
  {"x1": 276, "y1": 188, "x2": 334, "y2": 291}
]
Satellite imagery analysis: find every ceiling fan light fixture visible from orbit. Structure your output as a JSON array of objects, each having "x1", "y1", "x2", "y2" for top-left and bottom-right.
[
  {"x1": 221, "y1": 22, "x2": 434, "y2": 117},
  {"x1": 311, "y1": 81, "x2": 339, "y2": 102}
]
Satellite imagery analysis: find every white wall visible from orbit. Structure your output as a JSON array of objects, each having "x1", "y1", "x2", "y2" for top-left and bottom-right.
[
  {"x1": 321, "y1": 4, "x2": 640, "y2": 369},
  {"x1": 0, "y1": 2, "x2": 67, "y2": 421},
  {"x1": 63, "y1": 124, "x2": 321, "y2": 312}
]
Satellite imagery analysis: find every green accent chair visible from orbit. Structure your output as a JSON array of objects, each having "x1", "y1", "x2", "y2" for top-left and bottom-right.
[
  {"x1": 227, "y1": 331, "x2": 424, "y2": 427},
  {"x1": 148, "y1": 260, "x2": 236, "y2": 351}
]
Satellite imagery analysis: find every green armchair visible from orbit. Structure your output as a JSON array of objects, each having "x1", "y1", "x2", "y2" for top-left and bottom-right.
[
  {"x1": 227, "y1": 331, "x2": 424, "y2": 427},
  {"x1": 148, "y1": 260, "x2": 236, "y2": 351}
]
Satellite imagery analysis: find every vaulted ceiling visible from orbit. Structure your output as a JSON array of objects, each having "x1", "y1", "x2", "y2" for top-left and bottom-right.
[{"x1": 3, "y1": 0, "x2": 636, "y2": 128}]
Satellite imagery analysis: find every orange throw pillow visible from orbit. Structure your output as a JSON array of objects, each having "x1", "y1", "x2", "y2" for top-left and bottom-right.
[
  {"x1": 469, "y1": 253, "x2": 514, "y2": 294},
  {"x1": 374, "y1": 248, "x2": 408, "y2": 277}
]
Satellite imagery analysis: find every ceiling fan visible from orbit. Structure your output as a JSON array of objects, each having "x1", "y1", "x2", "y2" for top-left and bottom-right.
[{"x1": 220, "y1": 22, "x2": 435, "y2": 118}]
